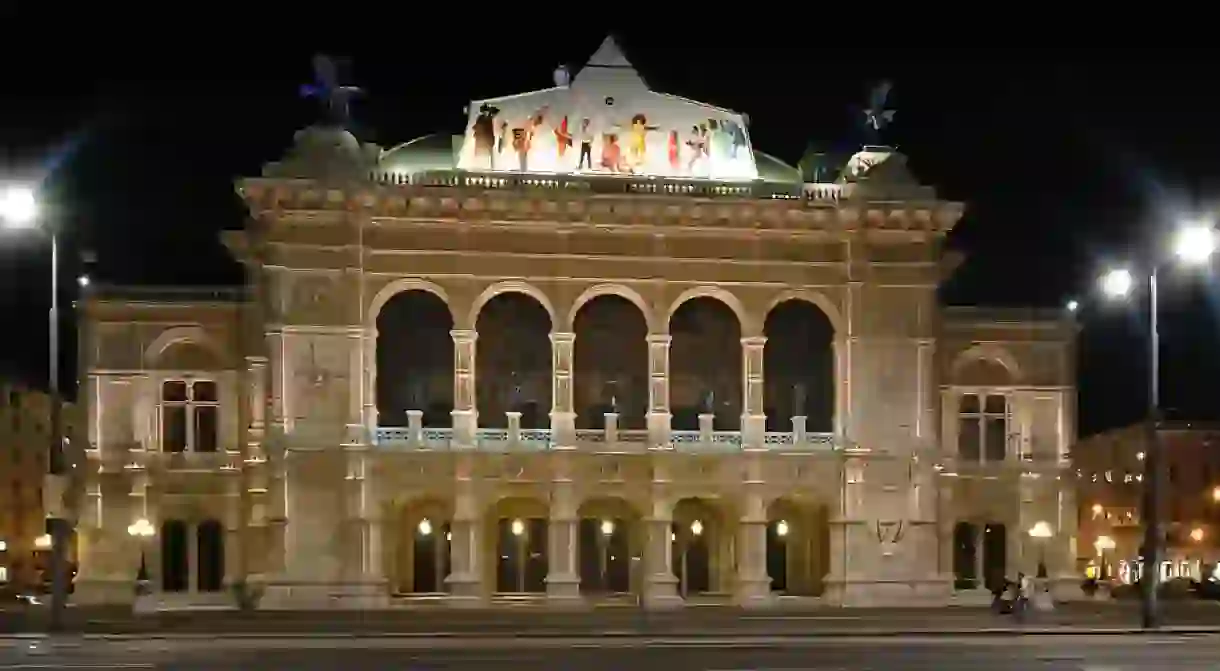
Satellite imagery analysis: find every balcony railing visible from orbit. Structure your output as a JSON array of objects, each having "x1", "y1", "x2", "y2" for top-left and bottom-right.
[{"x1": 373, "y1": 413, "x2": 837, "y2": 453}]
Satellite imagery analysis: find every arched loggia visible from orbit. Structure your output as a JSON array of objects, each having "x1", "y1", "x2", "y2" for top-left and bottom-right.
[
  {"x1": 475, "y1": 292, "x2": 553, "y2": 429},
  {"x1": 573, "y1": 295, "x2": 649, "y2": 430},
  {"x1": 669, "y1": 297, "x2": 742, "y2": 430},
  {"x1": 762, "y1": 300, "x2": 835, "y2": 433},
  {"x1": 376, "y1": 290, "x2": 455, "y2": 427}
]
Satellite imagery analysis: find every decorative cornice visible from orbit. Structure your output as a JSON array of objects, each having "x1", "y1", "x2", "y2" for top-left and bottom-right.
[{"x1": 238, "y1": 175, "x2": 964, "y2": 237}]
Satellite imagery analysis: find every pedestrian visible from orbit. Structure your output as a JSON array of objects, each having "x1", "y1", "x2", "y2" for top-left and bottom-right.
[{"x1": 1016, "y1": 572, "x2": 1032, "y2": 621}]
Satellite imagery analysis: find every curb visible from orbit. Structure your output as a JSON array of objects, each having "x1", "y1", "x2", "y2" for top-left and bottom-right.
[{"x1": 5, "y1": 627, "x2": 1220, "y2": 641}]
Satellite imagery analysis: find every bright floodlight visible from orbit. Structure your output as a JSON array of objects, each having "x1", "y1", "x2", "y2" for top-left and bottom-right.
[
  {"x1": 1173, "y1": 224, "x2": 1217, "y2": 265},
  {"x1": 1066, "y1": 299, "x2": 1079, "y2": 312},
  {"x1": 0, "y1": 186, "x2": 37, "y2": 228},
  {"x1": 1101, "y1": 268, "x2": 1134, "y2": 298}
]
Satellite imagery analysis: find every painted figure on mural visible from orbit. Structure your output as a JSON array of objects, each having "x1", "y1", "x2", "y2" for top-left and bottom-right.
[
  {"x1": 554, "y1": 116, "x2": 573, "y2": 160},
  {"x1": 667, "y1": 130, "x2": 680, "y2": 171},
  {"x1": 578, "y1": 118, "x2": 595, "y2": 171},
  {"x1": 470, "y1": 104, "x2": 501, "y2": 170},
  {"x1": 511, "y1": 106, "x2": 550, "y2": 172},
  {"x1": 686, "y1": 125, "x2": 707, "y2": 173},
  {"x1": 625, "y1": 113, "x2": 659, "y2": 172},
  {"x1": 600, "y1": 133, "x2": 624, "y2": 173}
]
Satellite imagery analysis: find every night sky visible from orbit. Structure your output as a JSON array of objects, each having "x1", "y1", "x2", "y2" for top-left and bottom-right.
[{"x1": 2, "y1": 24, "x2": 1216, "y2": 436}]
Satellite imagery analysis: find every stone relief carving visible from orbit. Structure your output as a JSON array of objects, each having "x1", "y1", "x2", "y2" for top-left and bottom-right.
[
  {"x1": 289, "y1": 274, "x2": 342, "y2": 323},
  {"x1": 292, "y1": 336, "x2": 349, "y2": 421}
]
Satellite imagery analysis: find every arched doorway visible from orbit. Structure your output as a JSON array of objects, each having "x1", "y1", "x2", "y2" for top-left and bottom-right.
[
  {"x1": 196, "y1": 519, "x2": 225, "y2": 593},
  {"x1": 763, "y1": 300, "x2": 835, "y2": 433},
  {"x1": 486, "y1": 497, "x2": 549, "y2": 593},
  {"x1": 160, "y1": 519, "x2": 188, "y2": 592},
  {"x1": 573, "y1": 295, "x2": 649, "y2": 430},
  {"x1": 577, "y1": 497, "x2": 640, "y2": 595},
  {"x1": 376, "y1": 290, "x2": 455, "y2": 427},
  {"x1": 476, "y1": 293, "x2": 552, "y2": 429},
  {"x1": 669, "y1": 297, "x2": 742, "y2": 431},
  {"x1": 396, "y1": 499, "x2": 452, "y2": 594},
  {"x1": 766, "y1": 498, "x2": 829, "y2": 595},
  {"x1": 672, "y1": 498, "x2": 723, "y2": 597}
]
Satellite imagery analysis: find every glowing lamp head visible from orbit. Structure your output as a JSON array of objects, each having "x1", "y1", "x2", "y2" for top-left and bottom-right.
[
  {"x1": 34, "y1": 534, "x2": 52, "y2": 549},
  {"x1": 1174, "y1": 224, "x2": 1217, "y2": 265},
  {"x1": 600, "y1": 519, "x2": 615, "y2": 537},
  {"x1": 776, "y1": 520, "x2": 789, "y2": 537},
  {"x1": 1192, "y1": 527, "x2": 1206, "y2": 542},
  {"x1": 690, "y1": 520, "x2": 703, "y2": 536},
  {"x1": 417, "y1": 518, "x2": 433, "y2": 536},
  {"x1": 511, "y1": 519, "x2": 525, "y2": 537},
  {"x1": 1101, "y1": 268, "x2": 1134, "y2": 298},
  {"x1": 1028, "y1": 521, "x2": 1053, "y2": 539},
  {"x1": 0, "y1": 186, "x2": 37, "y2": 229},
  {"x1": 1066, "y1": 299, "x2": 1079, "y2": 313}
]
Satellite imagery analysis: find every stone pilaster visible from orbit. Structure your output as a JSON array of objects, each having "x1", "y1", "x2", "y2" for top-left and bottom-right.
[
  {"x1": 451, "y1": 330, "x2": 478, "y2": 448},
  {"x1": 549, "y1": 331, "x2": 576, "y2": 449},
  {"x1": 646, "y1": 334, "x2": 672, "y2": 450},
  {"x1": 735, "y1": 460, "x2": 771, "y2": 606},
  {"x1": 740, "y1": 336, "x2": 766, "y2": 450},
  {"x1": 546, "y1": 453, "x2": 581, "y2": 604},
  {"x1": 446, "y1": 454, "x2": 483, "y2": 604},
  {"x1": 644, "y1": 463, "x2": 681, "y2": 609}
]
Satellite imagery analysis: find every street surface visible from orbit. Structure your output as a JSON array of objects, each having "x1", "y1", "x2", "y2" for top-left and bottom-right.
[
  {"x1": 2, "y1": 632, "x2": 1219, "y2": 669},
  {"x1": 3, "y1": 602, "x2": 1220, "y2": 635}
]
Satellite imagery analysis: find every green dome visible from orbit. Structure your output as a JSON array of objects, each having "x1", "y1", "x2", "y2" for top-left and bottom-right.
[
  {"x1": 754, "y1": 150, "x2": 801, "y2": 184},
  {"x1": 380, "y1": 133, "x2": 459, "y2": 176}
]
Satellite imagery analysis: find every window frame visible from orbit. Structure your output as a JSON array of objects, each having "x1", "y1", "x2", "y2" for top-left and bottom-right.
[
  {"x1": 957, "y1": 391, "x2": 1011, "y2": 463},
  {"x1": 159, "y1": 377, "x2": 220, "y2": 454}
]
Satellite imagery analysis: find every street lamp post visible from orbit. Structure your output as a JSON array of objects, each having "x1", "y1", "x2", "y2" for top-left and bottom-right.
[
  {"x1": 0, "y1": 185, "x2": 71, "y2": 630},
  {"x1": 1099, "y1": 222, "x2": 1218, "y2": 630},
  {"x1": 126, "y1": 518, "x2": 155, "y2": 595}
]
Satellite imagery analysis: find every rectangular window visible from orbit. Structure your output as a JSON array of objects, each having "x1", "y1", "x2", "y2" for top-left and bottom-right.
[
  {"x1": 161, "y1": 379, "x2": 220, "y2": 453},
  {"x1": 958, "y1": 393, "x2": 1009, "y2": 463}
]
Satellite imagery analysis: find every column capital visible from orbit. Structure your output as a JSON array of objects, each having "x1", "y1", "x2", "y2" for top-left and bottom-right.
[
  {"x1": 548, "y1": 331, "x2": 575, "y2": 345},
  {"x1": 646, "y1": 334, "x2": 672, "y2": 346},
  {"x1": 449, "y1": 329, "x2": 477, "y2": 343},
  {"x1": 740, "y1": 336, "x2": 767, "y2": 348}
]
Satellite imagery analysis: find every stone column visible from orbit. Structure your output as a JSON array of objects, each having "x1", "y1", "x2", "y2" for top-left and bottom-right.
[
  {"x1": 546, "y1": 453, "x2": 581, "y2": 604},
  {"x1": 646, "y1": 334, "x2": 672, "y2": 450},
  {"x1": 644, "y1": 464, "x2": 681, "y2": 609},
  {"x1": 451, "y1": 330, "x2": 478, "y2": 448},
  {"x1": 223, "y1": 475, "x2": 243, "y2": 590},
  {"x1": 446, "y1": 454, "x2": 483, "y2": 604},
  {"x1": 740, "y1": 336, "x2": 767, "y2": 450},
  {"x1": 549, "y1": 331, "x2": 576, "y2": 449},
  {"x1": 736, "y1": 463, "x2": 772, "y2": 607}
]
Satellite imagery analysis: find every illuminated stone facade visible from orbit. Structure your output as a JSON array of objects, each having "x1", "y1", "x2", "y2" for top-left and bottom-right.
[{"x1": 73, "y1": 39, "x2": 1078, "y2": 609}]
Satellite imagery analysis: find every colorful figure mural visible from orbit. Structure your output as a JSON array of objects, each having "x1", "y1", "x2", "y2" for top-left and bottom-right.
[{"x1": 457, "y1": 39, "x2": 758, "y2": 181}]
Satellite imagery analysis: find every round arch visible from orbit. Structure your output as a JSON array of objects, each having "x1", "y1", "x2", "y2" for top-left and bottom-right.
[
  {"x1": 367, "y1": 278, "x2": 456, "y2": 328},
  {"x1": 468, "y1": 280, "x2": 557, "y2": 330},
  {"x1": 567, "y1": 283, "x2": 654, "y2": 333},
  {"x1": 143, "y1": 326, "x2": 224, "y2": 367},
  {"x1": 666, "y1": 286, "x2": 750, "y2": 335},
  {"x1": 950, "y1": 344, "x2": 1023, "y2": 382},
  {"x1": 763, "y1": 289, "x2": 844, "y2": 335}
]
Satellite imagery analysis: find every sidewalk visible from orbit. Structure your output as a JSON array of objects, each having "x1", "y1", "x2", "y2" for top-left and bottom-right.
[{"x1": 2, "y1": 602, "x2": 1218, "y2": 637}]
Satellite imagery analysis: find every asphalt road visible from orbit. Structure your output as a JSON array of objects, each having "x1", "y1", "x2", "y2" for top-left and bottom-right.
[
  {"x1": 2, "y1": 633, "x2": 1219, "y2": 670},
  {"x1": 4, "y1": 602, "x2": 1220, "y2": 635}
]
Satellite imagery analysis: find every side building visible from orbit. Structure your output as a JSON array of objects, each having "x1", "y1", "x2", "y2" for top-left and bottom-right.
[
  {"x1": 1074, "y1": 421, "x2": 1220, "y2": 584},
  {"x1": 0, "y1": 380, "x2": 78, "y2": 592}
]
